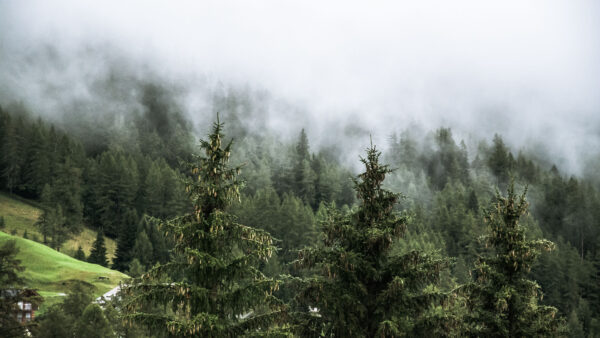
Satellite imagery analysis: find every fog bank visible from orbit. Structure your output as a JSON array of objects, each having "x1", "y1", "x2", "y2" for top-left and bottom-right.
[{"x1": 1, "y1": 0, "x2": 599, "y2": 172}]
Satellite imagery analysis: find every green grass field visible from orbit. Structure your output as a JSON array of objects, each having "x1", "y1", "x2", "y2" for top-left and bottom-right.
[
  {"x1": 0, "y1": 192, "x2": 127, "y2": 313},
  {"x1": 0, "y1": 192, "x2": 117, "y2": 260},
  {"x1": 0, "y1": 231, "x2": 128, "y2": 312}
]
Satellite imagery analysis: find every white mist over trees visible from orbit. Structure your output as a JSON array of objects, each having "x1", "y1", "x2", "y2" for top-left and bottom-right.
[{"x1": 1, "y1": 0, "x2": 599, "y2": 174}]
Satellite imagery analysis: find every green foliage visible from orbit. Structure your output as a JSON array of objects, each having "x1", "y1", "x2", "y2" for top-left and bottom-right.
[
  {"x1": 36, "y1": 200, "x2": 69, "y2": 251},
  {"x1": 233, "y1": 188, "x2": 316, "y2": 262},
  {"x1": 74, "y1": 303, "x2": 115, "y2": 338},
  {"x1": 122, "y1": 119, "x2": 287, "y2": 337},
  {"x1": 292, "y1": 143, "x2": 457, "y2": 336},
  {"x1": 465, "y1": 183, "x2": 564, "y2": 336},
  {"x1": 0, "y1": 231, "x2": 127, "y2": 300},
  {"x1": 0, "y1": 240, "x2": 28, "y2": 337},
  {"x1": 88, "y1": 229, "x2": 108, "y2": 267},
  {"x1": 127, "y1": 258, "x2": 144, "y2": 278},
  {"x1": 74, "y1": 245, "x2": 86, "y2": 261},
  {"x1": 34, "y1": 282, "x2": 103, "y2": 338},
  {"x1": 131, "y1": 230, "x2": 153, "y2": 269},
  {"x1": 487, "y1": 134, "x2": 514, "y2": 185},
  {"x1": 112, "y1": 209, "x2": 139, "y2": 272}
]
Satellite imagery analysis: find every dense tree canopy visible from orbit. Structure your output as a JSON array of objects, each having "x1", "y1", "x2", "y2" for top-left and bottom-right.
[
  {"x1": 291, "y1": 143, "x2": 457, "y2": 337},
  {"x1": 122, "y1": 119, "x2": 288, "y2": 337},
  {"x1": 465, "y1": 184, "x2": 564, "y2": 336}
]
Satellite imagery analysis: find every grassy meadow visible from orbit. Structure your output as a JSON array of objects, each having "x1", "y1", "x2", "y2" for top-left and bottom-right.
[{"x1": 0, "y1": 192, "x2": 117, "y2": 260}]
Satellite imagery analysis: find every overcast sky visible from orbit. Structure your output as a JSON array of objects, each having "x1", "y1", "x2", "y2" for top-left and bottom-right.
[{"x1": 1, "y1": 0, "x2": 599, "y2": 172}]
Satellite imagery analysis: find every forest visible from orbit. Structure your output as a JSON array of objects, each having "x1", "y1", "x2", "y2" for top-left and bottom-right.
[{"x1": 1, "y1": 84, "x2": 600, "y2": 337}]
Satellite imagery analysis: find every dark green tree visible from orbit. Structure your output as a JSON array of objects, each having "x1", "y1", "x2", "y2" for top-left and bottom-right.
[
  {"x1": 487, "y1": 134, "x2": 513, "y2": 185},
  {"x1": 74, "y1": 303, "x2": 115, "y2": 338},
  {"x1": 21, "y1": 119, "x2": 51, "y2": 198},
  {"x1": 74, "y1": 245, "x2": 86, "y2": 261},
  {"x1": 112, "y1": 209, "x2": 139, "y2": 272},
  {"x1": 293, "y1": 129, "x2": 316, "y2": 206},
  {"x1": 292, "y1": 143, "x2": 457, "y2": 337},
  {"x1": 131, "y1": 230, "x2": 153, "y2": 270},
  {"x1": 465, "y1": 183, "x2": 564, "y2": 336},
  {"x1": 122, "y1": 119, "x2": 287, "y2": 337},
  {"x1": 33, "y1": 281, "x2": 95, "y2": 338},
  {"x1": 1, "y1": 114, "x2": 23, "y2": 194},
  {"x1": 36, "y1": 195, "x2": 69, "y2": 251},
  {"x1": 0, "y1": 240, "x2": 35, "y2": 337},
  {"x1": 88, "y1": 229, "x2": 108, "y2": 267},
  {"x1": 93, "y1": 150, "x2": 139, "y2": 237}
]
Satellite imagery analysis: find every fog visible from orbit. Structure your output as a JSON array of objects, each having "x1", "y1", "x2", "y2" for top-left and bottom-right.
[{"x1": 1, "y1": 0, "x2": 599, "y2": 173}]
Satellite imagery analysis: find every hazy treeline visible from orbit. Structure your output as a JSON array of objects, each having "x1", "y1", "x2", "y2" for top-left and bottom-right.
[{"x1": 1, "y1": 89, "x2": 600, "y2": 335}]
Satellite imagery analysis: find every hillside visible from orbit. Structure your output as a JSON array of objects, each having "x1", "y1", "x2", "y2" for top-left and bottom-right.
[
  {"x1": 0, "y1": 192, "x2": 117, "y2": 260},
  {"x1": 0, "y1": 231, "x2": 128, "y2": 312}
]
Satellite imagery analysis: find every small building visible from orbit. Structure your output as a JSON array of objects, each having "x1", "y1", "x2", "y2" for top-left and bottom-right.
[
  {"x1": 1, "y1": 289, "x2": 42, "y2": 323},
  {"x1": 15, "y1": 289, "x2": 41, "y2": 323}
]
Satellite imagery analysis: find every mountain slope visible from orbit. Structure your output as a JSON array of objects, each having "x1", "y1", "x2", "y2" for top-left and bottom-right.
[
  {"x1": 0, "y1": 231, "x2": 128, "y2": 312},
  {"x1": 0, "y1": 192, "x2": 117, "y2": 260}
]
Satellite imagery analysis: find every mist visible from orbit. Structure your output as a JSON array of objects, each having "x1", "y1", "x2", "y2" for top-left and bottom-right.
[{"x1": 1, "y1": 0, "x2": 599, "y2": 173}]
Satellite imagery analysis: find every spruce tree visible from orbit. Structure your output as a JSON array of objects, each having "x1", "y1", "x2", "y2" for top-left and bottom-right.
[
  {"x1": 88, "y1": 229, "x2": 108, "y2": 267},
  {"x1": 112, "y1": 209, "x2": 139, "y2": 272},
  {"x1": 36, "y1": 200, "x2": 69, "y2": 251},
  {"x1": 0, "y1": 240, "x2": 40, "y2": 337},
  {"x1": 74, "y1": 245, "x2": 86, "y2": 261},
  {"x1": 465, "y1": 183, "x2": 564, "y2": 336},
  {"x1": 292, "y1": 142, "x2": 457, "y2": 337},
  {"x1": 293, "y1": 129, "x2": 316, "y2": 206},
  {"x1": 1, "y1": 114, "x2": 23, "y2": 194},
  {"x1": 122, "y1": 119, "x2": 287, "y2": 337}
]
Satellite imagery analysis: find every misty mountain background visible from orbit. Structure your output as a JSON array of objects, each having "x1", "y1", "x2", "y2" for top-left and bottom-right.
[{"x1": 1, "y1": 0, "x2": 599, "y2": 176}]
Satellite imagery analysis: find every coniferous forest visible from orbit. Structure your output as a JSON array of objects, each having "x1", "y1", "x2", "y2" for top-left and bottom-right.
[
  {"x1": 2, "y1": 97, "x2": 600, "y2": 336},
  {"x1": 1, "y1": 1, "x2": 600, "y2": 337}
]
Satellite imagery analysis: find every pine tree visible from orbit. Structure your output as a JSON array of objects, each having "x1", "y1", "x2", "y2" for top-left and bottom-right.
[
  {"x1": 122, "y1": 118, "x2": 287, "y2": 337},
  {"x1": 0, "y1": 240, "x2": 40, "y2": 337},
  {"x1": 74, "y1": 245, "x2": 86, "y2": 261},
  {"x1": 74, "y1": 303, "x2": 114, "y2": 338},
  {"x1": 487, "y1": 134, "x2": 513, "y2": 185},
  {"x1": 131, "y1": 230, "x2": 153, "y2": 270},
  {"x1": 292, "y1": 142, "x2": 457, "y2": 337},
  {"x1": 292, "y1": 129, "x2": 316, "y2": 206},
  {"x1": 36, "y1": 199, "x2": 69, "y2": 251},
  {"x1": 22, "y1": 119, "x2": 51, "y2": 198},
  {"x1": 1, "y1": 114, "x2": 23, "y2": 194},
  {"x1": 127, "y1": 258, "x2": 144, "y2": 278},
  {"x1": 88, "y1": 229, "x2": 108, "y2": 267},
  {"x1": 112, "y1": 209, "x2": 139, "y2": 272},
  {"x1": 465, "y1": 183, "x2": 564, "y2": 336}
]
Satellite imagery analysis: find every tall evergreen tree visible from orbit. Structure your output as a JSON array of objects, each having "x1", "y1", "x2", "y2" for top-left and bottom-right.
[
  {"x1": 36, "y1": 192, "x2": 69, "y2": 251},
  {"x1": 122, "y1": 119, "x2": 287, "y2": 337},
  {"x1": 293, "y1": 129, "x2": 316, "y2": 206},
  {"x1": 131, "y1": 230, "x2": 153, "y2": 270},
  {"x1": 112, "y1": 209, "x2": 139, "y2": 272},
  {"x1": 1, "y1": 115, "x2": 23, "y2": 194},
  {"x1": 0, "y1": 240, "x2": 40, "y2": 337},
  {"x1": 465, "y1": 183, "x2": 564, "y2": 336},
  {"x1": 74, "y1": 245, "x2": 86, "y2": 261},
  {"x1": 22, "y1": 119, "x2": 51, "y2": 198},
  {"x1": 88, "y1": 229, "x2": 108, "y2": 267},
  {"x1": 487, "y1": 134, "x2": 513, "y2": 185},
  {"x1": 292, "y1": 142, "x2": 457, "y2": 337}
]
